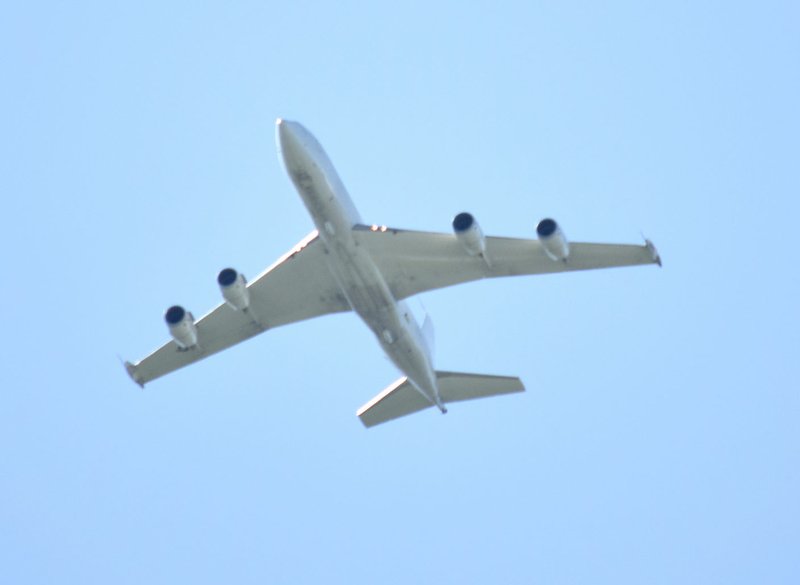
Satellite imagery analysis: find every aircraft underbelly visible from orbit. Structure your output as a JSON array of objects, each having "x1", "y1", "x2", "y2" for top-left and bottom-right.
[
  {"x1": 323, "y1": 230, "x2": 440, "y2": 406},
  {"x1": 280, "y1": 119, "x2": 442, "y2": 408}
]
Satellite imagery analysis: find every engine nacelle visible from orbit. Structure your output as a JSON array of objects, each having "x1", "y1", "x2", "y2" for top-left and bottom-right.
[
  {"x1": 217, "y1": 268, "x2": 250, "y2": 311},
  {"x1": 452, "y1": 212, "x2": 486, "y2": 256},
  {"x1": 537, "y1": 218, "x2": 569, "y2": 261},
  {"x1": 165, "y1": 305, "x2": 198, "y2": 349}
]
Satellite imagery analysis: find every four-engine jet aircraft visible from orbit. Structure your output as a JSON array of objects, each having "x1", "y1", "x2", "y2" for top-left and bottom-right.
[{"x1": 125, "y1": 119, "x2": 661, "y2": 427}]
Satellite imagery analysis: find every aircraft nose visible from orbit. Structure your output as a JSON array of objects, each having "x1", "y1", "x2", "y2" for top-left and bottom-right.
[
  {"x1": 277, "y1": 117, "x2": 303, "y2": 139},
  {"x1": 276, "y1": 117, "x2": 290, "y2": 143},
  {"x1": 276, "y1": 118, "x2": 304, "y2": 155},
  {"x1": 276, "y1": 118, "x2": 294, "y2": 155}
]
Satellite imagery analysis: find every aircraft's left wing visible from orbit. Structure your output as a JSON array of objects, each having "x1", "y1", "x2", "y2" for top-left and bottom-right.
[
  {"x1": 126, "y1": 231, "x2": 350, "y2": 386},
  {"x1": 353, "y1": 225, "x2": 660, "y2": 301}
]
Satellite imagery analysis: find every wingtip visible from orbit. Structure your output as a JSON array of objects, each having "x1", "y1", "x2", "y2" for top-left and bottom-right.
[
  {"x1": 644, "y1": 238, "x2": 662, "y2": 267},
  {"x1": 124, "y1": 360, "x2": 145, "y2": 389}
]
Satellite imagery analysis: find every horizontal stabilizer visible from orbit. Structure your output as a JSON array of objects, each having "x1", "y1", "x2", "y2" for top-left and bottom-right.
[{"x1": 357, "y1": 371, "x2": 524, "y2": 428}]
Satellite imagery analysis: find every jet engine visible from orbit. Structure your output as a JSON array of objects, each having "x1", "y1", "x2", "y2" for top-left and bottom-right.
[
  {"x1": 165, "y1": 305, "x2": 198, "y2": 349},
  {"x1": 537, "y1": 218, "x2": 569, "y2": 261},
  {"x1": 217, "y1": 268, "x2": 250, "y2": 311},
  {"x1": 452, "y1": 212, "x2": 486, "y2": 256}
]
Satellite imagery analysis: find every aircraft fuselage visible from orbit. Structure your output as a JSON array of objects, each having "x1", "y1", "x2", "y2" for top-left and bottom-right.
[{"x1": 277, "y1": 119, "x2": 444, "y2": 411}]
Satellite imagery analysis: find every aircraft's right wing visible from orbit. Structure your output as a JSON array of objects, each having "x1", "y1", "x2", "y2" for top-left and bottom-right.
[
  {"x1": 353, "y1": 225, "x2": 660, "y2": 300},
  {"x1": 125, "y1": 230, "x2": 351, "y2": 386}
]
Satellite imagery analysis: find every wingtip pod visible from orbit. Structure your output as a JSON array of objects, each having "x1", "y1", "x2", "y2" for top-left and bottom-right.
[
  {"x1": 124, "y1": 360, "x2": 145, "y2": 388},
  {"x1": 644, "y1": 238, "x2": 662, "y2": 267}
]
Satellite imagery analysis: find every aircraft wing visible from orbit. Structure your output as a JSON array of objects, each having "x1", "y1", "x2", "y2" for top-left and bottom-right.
[
  {"x1": 353, "y1": 225, "x2": 660, "y2": 300},
  {"x1": 125, "y1": 231, "x2": 351, "y2": 386}
]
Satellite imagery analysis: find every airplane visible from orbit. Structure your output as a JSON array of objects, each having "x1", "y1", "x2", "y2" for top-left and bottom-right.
[{"x1": 125, "y1": 118, "x2": 661, "y2": 427}]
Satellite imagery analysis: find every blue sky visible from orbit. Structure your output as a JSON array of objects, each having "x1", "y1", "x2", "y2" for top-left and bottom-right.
[{"x1": 2, "y1": 1, "x2": 798, "y2": 583}]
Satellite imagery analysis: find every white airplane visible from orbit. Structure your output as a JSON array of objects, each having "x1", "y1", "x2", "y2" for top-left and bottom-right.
[{"x1": 125, "y1": 119, "x2": 661, "y2": 427}]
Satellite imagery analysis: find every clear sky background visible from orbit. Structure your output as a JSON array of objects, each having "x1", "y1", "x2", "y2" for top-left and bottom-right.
[{"x1": 1, "y1": 2, "x2": 798, "y2": 583}]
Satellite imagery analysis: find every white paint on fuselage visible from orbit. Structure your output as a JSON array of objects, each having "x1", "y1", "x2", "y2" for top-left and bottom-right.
[{"x1": 276, "y1": 119, "x2": 444, "y2": 411}]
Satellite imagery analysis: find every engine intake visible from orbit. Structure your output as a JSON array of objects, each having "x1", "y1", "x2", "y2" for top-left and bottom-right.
[
  {"x1": 537, "y1": 218, "x2": 569, "y2": 261},
  {"x1": 165, "y1": 305, "x2": 198, "y2": 349},
  {"x1": 217, "y1": 268, "x2": 250, "y2": 311},
  {"x1": 452, "y1": 212, "x2": 486, "y2": 256}
]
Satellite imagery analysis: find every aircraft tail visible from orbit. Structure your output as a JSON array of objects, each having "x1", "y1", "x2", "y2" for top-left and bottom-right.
[{"x1": 357, "y1": 371, "x2": 524, "y2": 428}]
